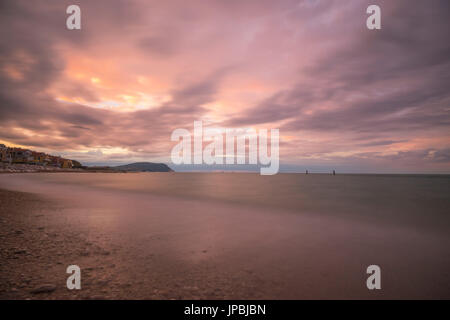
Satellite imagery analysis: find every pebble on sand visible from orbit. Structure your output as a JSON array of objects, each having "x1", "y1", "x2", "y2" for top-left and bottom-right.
[{"x1": 30, "y1": 284, "x2": 57, "y2": 294}]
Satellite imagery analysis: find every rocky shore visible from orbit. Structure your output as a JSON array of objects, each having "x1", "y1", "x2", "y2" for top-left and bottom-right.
[
  {"x1": 2, "y1": 174, "x2": 449, "y2": 300},
  {"x1": 0, "y1": 189, "x2": 121, "y2": 299},
  {"x1": 0, "y1": 162, "x2": 173, "y2": 173},
  {"x1": 0, "y1": 163, "x2": 84, "y2": 173},
  {"x1": 0, "y1": 187, "x2": 265, "y2": 300}
]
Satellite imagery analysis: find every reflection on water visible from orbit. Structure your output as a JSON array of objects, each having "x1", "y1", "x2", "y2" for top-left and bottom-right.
[
  {"x1": 1, "y1": 172, "x2": 450, "y2": 299},
  {"x1": 2, "y1": 172, "x2": 450, "y2": 231}
]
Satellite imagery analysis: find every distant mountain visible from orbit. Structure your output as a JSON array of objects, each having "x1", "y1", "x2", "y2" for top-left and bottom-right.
[{"x1": 113, "y1": 162, "x2": 173, "y2": 172}]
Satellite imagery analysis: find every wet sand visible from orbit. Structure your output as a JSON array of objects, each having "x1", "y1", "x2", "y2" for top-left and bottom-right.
[{"x1": 1, "y1": 173, "x2": 449, "y2": 299}]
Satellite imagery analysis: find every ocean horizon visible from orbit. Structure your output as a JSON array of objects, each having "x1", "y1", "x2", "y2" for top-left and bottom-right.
[{"x1": 1, "y1": 172, "x2": 449, "y2": 299}]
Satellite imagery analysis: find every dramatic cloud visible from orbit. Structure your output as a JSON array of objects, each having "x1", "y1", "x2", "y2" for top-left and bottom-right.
[{"x1": 0, "y1": 0, "x2": 449, "y2": 172}]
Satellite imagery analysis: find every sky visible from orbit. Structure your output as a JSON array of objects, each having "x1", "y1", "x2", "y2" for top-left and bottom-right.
[{"x1": 0, "y1": 0, "x2": 449, "y2": 173}]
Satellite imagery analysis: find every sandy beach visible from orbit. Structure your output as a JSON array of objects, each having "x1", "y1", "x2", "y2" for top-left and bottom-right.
[{"x1": 1, "y1": 173, "x2": 449, "y2": 299}]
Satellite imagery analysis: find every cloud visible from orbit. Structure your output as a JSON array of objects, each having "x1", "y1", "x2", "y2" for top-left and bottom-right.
[{"x1": 0, "y1": 0, "x2": 449, "y2": 171}]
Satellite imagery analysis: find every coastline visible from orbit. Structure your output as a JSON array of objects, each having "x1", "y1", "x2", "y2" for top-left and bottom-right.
[
  {"x1": 0, "y1": 164, "x2": 131, "y2": 174},
  {"x1": 1, "y1": 174, "x2": 450, "y2": 299},
  {"x1": 0, "y1": 163, "x2": 172, "y2": 174},
  {"x1": 0, "y1": 188, "x2": 122, "y2": 299},
  {"x1": 0, "y1": 186, "x2": 282, "y2": 300}
]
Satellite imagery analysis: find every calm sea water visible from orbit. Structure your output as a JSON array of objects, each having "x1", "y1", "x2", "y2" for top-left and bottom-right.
[
  {"x1": 6, "y1": 172, "x2": 450, "y2": 232},
  {"x1": 2, "y1": 172, "x2": 450, "y2": 299}
]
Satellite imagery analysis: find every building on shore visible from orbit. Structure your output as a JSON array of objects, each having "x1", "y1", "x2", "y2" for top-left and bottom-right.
[
  {"x1": 62, "y1": 159, "x2": 73, "y2": 168},
  {"x1": 0, "y1": 144, "x2": 11, "y2": 163},
  {"x1": 0, "y1": 144, "x2": 75, "y2": 168}
]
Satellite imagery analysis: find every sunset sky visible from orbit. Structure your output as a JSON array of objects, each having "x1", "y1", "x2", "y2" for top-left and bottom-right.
[{"x1": 0, "y1": 0, "x2": 449, "y2": 173}]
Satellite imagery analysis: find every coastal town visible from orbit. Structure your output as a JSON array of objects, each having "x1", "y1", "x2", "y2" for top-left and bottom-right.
[
  {"x1": 0, "y1": 144, "x2": 81, "y2": 173},
  {"x1": 0, "y1": 144, "x2": 173, "y2": 173}
]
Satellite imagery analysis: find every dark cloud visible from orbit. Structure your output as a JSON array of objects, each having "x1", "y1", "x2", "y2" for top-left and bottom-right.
[
  {"x1": 139, "y1": 36, "x2": 179, "y2": 56},
  {"x1": 228, "y1": 0, "x2": 450, "y2": 135},
  {"x1": 0, "y1": 0, "x2": 228, "y2": 157},
  {"x1": 0, "y1": 0, "x2": 449, "y2": 171},
  {"x1": 358, "y1": 140, "x2": 405, "y2": 147}
]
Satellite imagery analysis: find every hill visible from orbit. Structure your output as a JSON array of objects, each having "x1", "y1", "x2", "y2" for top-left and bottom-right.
[{"x1": 113, "y1": 162, "x2": 173, "y2": 172}]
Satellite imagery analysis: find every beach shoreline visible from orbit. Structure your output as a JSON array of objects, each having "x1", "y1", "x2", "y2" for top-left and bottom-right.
[
  {"x1": 0, "y1": 188, "x2": 118, "y2": 299},
  {"x1": 0, "y1": 186, "x2": 289, "y2": 300},
  {"x1": 1, "y1": 173, "x2": 450, "y2": 300},
  {"x1": 0, "y1": 163, "x2": 126, "y2": 174}
]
